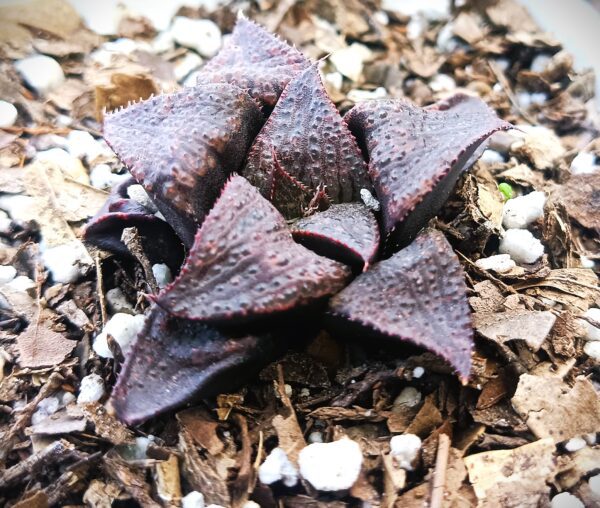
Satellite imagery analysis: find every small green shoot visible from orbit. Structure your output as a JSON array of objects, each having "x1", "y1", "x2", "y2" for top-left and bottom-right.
[{"x1": 498, "y1": 182, "x2": 513, "y2": 201}]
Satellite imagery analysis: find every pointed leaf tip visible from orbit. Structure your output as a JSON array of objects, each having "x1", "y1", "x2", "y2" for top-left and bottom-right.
[
  {"x1": 328, "y1": 229, "x2": 473, "y2": 380},
  {"x1": 198, "y1": 17, "x2": 311, "y2": 106},
  {"x1": 110, "y1": 306, "x2": 278, "y2": 424},
  {"x1": 345, "y1": 93, "x2": 512, "y2": 251},
  {"x1": 103, "y1": 84, "x2": 263, "y2": 247},
  {"x1": 244, "y1": 65, "x2": 371, "y2": 218},
  {"x1": 157, "y1": 175, "x2": 351, "y2": 323},
  {"x1": 292, "y1": 203, "x2": 380, "y2": 270}
]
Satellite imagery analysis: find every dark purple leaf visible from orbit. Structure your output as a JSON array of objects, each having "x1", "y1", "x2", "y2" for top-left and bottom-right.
[
  {"x1": 345, "y1": 93, "x2": 512, "y2": 250},
  {"x1": 84, "y1": 177, "x2": 184, "y2": 269},
  {"x1": 110, "y1": 306, "x2": 280, "y2": 424},
  {"x1": 156, "y1": 175, "x2": 351, "y2": 322},
  {"x1": 292, "y1": 203, "x2": 380, "y2": 271},
  {"x1": 328, "y1": 229, "x2": 473, "y2": 381},
  {"x1": 103, "y1": 84, "x2": 263, "y2": 247},
  {"x1": 197, "y1": 17, "x2": 311, "y2": 107},
  {"x1": 244, "y1": 65, "x2": 372, "y2": 218}
]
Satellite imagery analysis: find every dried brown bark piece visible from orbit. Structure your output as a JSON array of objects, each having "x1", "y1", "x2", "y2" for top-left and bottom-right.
[
  {"x1": 103, "y1": 84, "x2": 263, "y2": 247},
  {"x1": 156, "y1": 175, "x2": 351, "y2": 323},
  {"x1": 328, "y1": 229, "x2": 473, "y2": 381},
  {"x1": 345, "y1": 94, "x2": 512, "y2": 250}
]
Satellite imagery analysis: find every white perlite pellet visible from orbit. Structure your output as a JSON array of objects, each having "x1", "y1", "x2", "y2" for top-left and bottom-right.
[
  {"x1": 360, "y1": 188, "x2": 381, "y2": 211},
  {"x1": 499, "y1": 229, "x2": 544, "y2": 264},
  {"x1": 298, "y1": 438, "x2": 363, "y2": 491},
  {"x1": 93, "y1": 313, "x2": 146, "y2": 358},
  {"x1": 479, "y1": 149, "x2": 504, "y2": 164},
  {"x1": 77, "y1": 374, "x2": 106, "y2": 404},
  {"x1": 106, "y1": 287, "x2": 134, "y2": 314},
  {"x1": 475, "y1": 254, "x2": 516, "y2": 273},
  {"x1": 502, "y1": 191, "x2": 546, "y2": 229},
  {"x1": 171, "y1": 17, "x2": 222, "y2": 58},
  {"x1": 550, "y1": 492, "x2": 584, "y2": 508},
  {"x1": 127, "y1": 184, "x2": 158, "y2": 212},
  {"x1": 579, "y1": 308, "x2": 600, "y2": 342},
  {"x1": 564, "y1": 437, "x2": 586, "y2": 452},
  {"x1": 393, "y1": 387, "x2": 421, "y2": 408},
  {"x1": 258, "y1": 447, "x2": 298, "y2": 487},
  {"x1": 89, "y1": 164, "x2": 130, "y2": 189},
  {"x1": 152, "y1": 264, "x2": 173, "y2": 288},
  {"x1": 412, "y1": 366, "x2": 425, "y2": 379},
  {"x1": 7, "y1": 276, "x2": 36, "y2": 292},
  {"x1": 589, "y1": 473, "x2": 600, "y2": 495},
  {"x1": 41, "y1": 241, "x2": 92, "y2": 284},
  {"x1": 0, "y1": 265, "x2": 17, "y2": 285},
  {"x1": 15, "y1": 55, "x2": 65, "y2": 96},
  {"x1": 390, "y1": 434, "x2": 422, "y2": 470},
  {"x1": 0, "y1": 100, "x2": 18, "y2": 128},
  {"x1": 181, "y1": 491, "x2": 205, "y2": 508},
  {"x1": 570, "y1": 151, "x2": 598, "y2": 175},
  {"x1": 66, "y1": 130, "x2": 113, "y2": 163},
  {"x1": 330, "y1": 43, "x2": 372, "y2": 82},
  {"x1": 584, "y1": 341, "x2": 600, "y2": 362},
  {"x1": 429, "y1": 74, "x2": 456, "y2": 93}
]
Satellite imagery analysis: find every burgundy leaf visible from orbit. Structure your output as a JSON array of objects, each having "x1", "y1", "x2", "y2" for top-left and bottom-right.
[
  {"x1": 197, "y1": 17, "x2": 311, "y2": 107},
  {"x1": 292, "y1": 203, "x2": 380, "y2": 271},
  {"x1": 345, "y1": 93, "x2": 512, "y2": 250},
  {"x1": 156, "y1": 175, "x2": 351, "y2": 322},
  {"x1": 110, "y1": 306, "x2": 279, "y2": 424},
  {"x1": 103, "y1": 84, "x2": 263, "y2": 247},
  {"x1": 328, "y1": 229, "x2": 473, "y2": 381},
  {"x1": 84, "y1": 177, "x2": 184, "y2": 269},
  {"x1": 244, "y1": 65, "x2": 372, "y2": 218}
]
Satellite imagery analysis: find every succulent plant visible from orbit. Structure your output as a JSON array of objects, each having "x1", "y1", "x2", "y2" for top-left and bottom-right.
[{"x1": 85, "y1": 17, "x2": 512, "y2": 424}]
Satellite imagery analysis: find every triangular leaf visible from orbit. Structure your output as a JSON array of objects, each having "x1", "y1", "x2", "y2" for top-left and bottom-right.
[
  {"x1": 328, "y1": 229, "x2": 473, "y2": 381},
  {"x1": 110, "y1": 306, "x2": 279, "y2": 424},
  {"x1": 103, "y1": 84, "x2": 263, "y2": 247},
  {"x1": 345, "y1": 93, "x2": 512, "y2": 250},
  {"x1": 197, "y1": 17, "x2": 311, "y2": 107},
  {"x1": 244, "y1": 65, "x2": 371, "y2": 218},
  {"x1": 292, "y1": 203, "x2": 380, "y2": 271},
  {"x1": 156, "y1": 175, "x2": 351, "y2": 322},
  {"x1": 84, "y1": 177, "x2": 183, "y2": 269}
]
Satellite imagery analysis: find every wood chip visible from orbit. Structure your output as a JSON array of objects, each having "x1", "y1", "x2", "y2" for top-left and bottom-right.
[
  {"x1": 512, "y1": 374, "x2": 600, "y2": 441},
  {"x1": 473, "y1": 310, "x2": 557, "y2": 351},
  {"x1": 464, "y1": 438, "x2": 556, "y2": 507}
]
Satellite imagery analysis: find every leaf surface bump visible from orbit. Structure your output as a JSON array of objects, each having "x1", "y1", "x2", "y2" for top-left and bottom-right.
[
  {"x1": 345, "y1": 93, "x2": 512, "y2": 250},
  {"x1": 328, "y1": 229, "x2": 473, "y2": 381},
  {"x1": 103, "y1": 84, "x2": 263, "y2": 247},
  {"x1": 156, "y1": 175, "x2": 351, "y2": 322}
]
